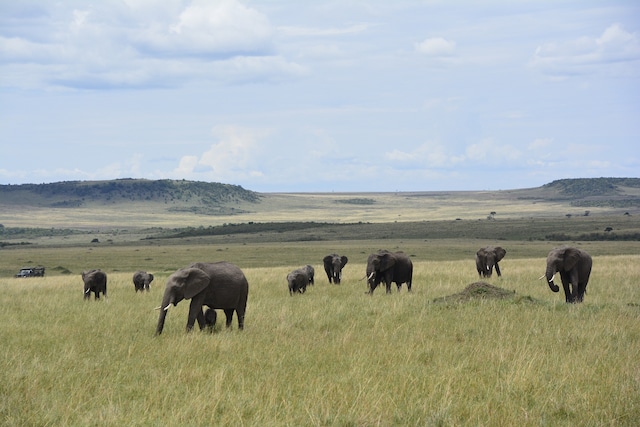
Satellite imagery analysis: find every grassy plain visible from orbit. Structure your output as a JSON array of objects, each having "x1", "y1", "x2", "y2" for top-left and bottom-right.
[
  {"x1": 1, "y1": 255, "x2": 639, "y2": 426},
  {"x1": 1, "y1": 187, "x2": 639, "y2": 425}
]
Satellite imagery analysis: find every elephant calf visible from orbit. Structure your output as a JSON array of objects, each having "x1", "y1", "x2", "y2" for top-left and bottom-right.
[
  {"x1": 133, "y1": 270, "x2": 154, "y2": 292},
  {"x1": 203, "y1": 307, "x2": 217, "y2": 332},
  {"x1": 287, "y1": 267, "x2": 310, "y2": 295}
]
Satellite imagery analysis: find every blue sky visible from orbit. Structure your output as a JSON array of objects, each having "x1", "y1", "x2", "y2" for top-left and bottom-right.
[{"x1": 1, "y1": 1, "x2": 638, "y2": 192}]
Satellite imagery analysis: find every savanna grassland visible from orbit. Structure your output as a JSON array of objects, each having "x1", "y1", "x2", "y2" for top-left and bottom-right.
[{"x1": 1, "y1": 178, "x2": 639, "y2": 425}]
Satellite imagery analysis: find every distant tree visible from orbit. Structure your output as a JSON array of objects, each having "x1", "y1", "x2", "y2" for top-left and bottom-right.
[
  {"x1": 604, "y1": 227, "x2": 613, "y2": 232},
  {"x1": 584, "y1": 210, "x2": 590, "y2": 217},
  {"x1": 566, "y1": 214, "x2": 572, "y2": 219}
]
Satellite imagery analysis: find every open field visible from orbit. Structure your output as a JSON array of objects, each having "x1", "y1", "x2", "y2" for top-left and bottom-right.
[
  {"x1": 1, "y1": 180, "x2": 639, "y2": 424},
  {"x1": 1, "y1": 255, "x2": 639, "y2": 426}
]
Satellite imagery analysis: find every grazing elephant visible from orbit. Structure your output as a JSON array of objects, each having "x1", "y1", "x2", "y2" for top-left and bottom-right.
[
  {"x1": 366, "y1": 250, "x2": 413, "y2": 294},
  {"x1": 155, "y1": 261, "x2": 249, "y2": 335},
  {"x1": 82, "y1": 269, "x2": 107, "y2": 300},
  {"x1": 542, "y1": 246, "x2": 592, "y2": 303},
  {"x1": 133, "y1": 270, "x2": 154, "y2": 292},
  {"x1": 287, "y1": 268, "x2": 310, "y2": 295},
  {"x1": 323, "y1": 254, "x2": 348, "y2": 284},
  {"x1": 304, "y1": 264, "x2": 315, "y2": 285},
  {"x1": 475, "y1": 246, "x2": 506, "y2": 278},
  {"x1": 203, "y1": 307, "x2": 217, "y2": 333}
]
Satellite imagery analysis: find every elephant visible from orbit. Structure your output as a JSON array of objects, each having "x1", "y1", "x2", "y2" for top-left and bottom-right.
[
  {"x1": 323, "y1": 254, "x2": 348, "y2": 284},
  {"x1": 133, "y1": 270, "x2": 154, "y2": 292},
  {"x1": 304, "y1": 264, "x2": 315, "y2": 285},
  {"x1": 203, "y1": 307, "x2": 217, "y2": 333},
  {"x1": 542, "y1": 246, "x2": 592, "y2": 303},
  {"x1": 475, "y1": 246, "x2": 506, "y2": 278},
  {"x1": 82, "y1": 269, "x2": 107, "y2": 300},
  {"x1": 365, "y1": 250, "x2": 413, "y2": 294},
  {"x1": 287, "y1": 267, "x2": 310, "y2": 295},
  {"x1": 155, "y1": 261, "x2": 249, "y2": 335}
]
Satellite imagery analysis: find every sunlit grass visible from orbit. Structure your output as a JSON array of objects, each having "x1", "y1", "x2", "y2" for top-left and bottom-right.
[{"x1": 1, "y1": 255, "x2": 638, "y2": 425}]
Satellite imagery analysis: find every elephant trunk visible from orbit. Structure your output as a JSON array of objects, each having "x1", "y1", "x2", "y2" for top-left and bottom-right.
[
  {"x1": 155, "y1": 292, "x2": 174, "y2": 335},
  {"x1": 546, "y1": 264, "x2": 560, "y2": 293}
]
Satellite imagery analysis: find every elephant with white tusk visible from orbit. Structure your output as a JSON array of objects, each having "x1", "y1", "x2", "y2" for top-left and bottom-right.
[
  {"x1": 542, "y1": 246, "x2": 592, "y2": 303},
  {"x1": 82, "y1": 269, "x2": 107, "y2": 300},
  {"x1": 475, "y1": 246, "x2": 506, "y2": 278},
  {"x1": 365, "y1": 250, "x2": 413, "y2": 294},
  {"x1": 133, "y1": 270, "x2": 154, "y2": 292},
  {"x1": 155, "y1": 261, "x2": 249, "y2": 335}
]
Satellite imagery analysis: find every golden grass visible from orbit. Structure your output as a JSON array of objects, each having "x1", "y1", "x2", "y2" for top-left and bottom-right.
[{"x1": 1, "y1": 256, "x2": 638, "y2": 425}]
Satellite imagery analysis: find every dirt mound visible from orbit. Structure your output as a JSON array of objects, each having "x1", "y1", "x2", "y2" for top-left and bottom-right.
[{"x1": 433, "y1": 282, "x2": 516, "y2": 303}]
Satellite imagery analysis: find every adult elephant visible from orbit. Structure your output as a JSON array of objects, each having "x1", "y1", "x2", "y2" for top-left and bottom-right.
[
  {"x1": 323, "y1": 254, "x2": 348, "y2": 284},
  {"x1": 542, "y1": 246, "x2": 592, "y2": 303},
  {"x1": 475, "y1": 246, "x2": 506, "y2": 278},
  {"x1": 365, "y1": 250, "x2": 413, "y2": 294},
  {"x1": 82, "y1": 269, "x2": 107, "y2": 300},
  {"x1": 287, "y1": 267, "x2": 309, "y2": 295},
  {"x1": 155, "y1": 261, "x2": 249, "y2": 335},
  {"x1": 133, "y1": 270, "x2": 154, "y2": 292}
]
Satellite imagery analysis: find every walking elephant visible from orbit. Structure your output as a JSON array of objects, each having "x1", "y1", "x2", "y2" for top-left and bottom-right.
[
  {"x1": 475, "y1": 246, "x2": 506, "y2": 278},
  {"x1": 82, "y1": 269, "x2": 107, "y2": 300},
  {"x1": 542, "y1": 246, "x2": 592, "y2": 303},
  {"x1": 323, "y1": 254, "x2": 348, "y2": 284},
  {"x1": 304, "y1": 264, "x2": 315, "y2": 285},
  {"x1": 133, "y1": 270, "x2": 154, "y2": 292},
  {"x1": 155, "y1": 261, "x2": 249, "y2": 335},
  {"x1": 365, "y1": 250, "x2": 413, "y2": 294},
  {"x1": 287, "y1": 267, "x2": 310, "y2": 295}
]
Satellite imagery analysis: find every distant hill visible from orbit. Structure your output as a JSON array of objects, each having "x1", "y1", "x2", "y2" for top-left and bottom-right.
[
  {"x1": 0, "y1": 177, "x2": 638, "y2": 217},
  {"x1": 538, "y1": 177, "x2": 640, "y2": 208},
  {"x1": 0, "y1": 179, "x2": 261, "y2": 214}
]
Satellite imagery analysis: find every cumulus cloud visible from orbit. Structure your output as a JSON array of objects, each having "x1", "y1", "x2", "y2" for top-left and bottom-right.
[
  {"x1": 415, "y1": 37, "x2": 456, "y2": 56},
  {"x1": 0, "y1": 0, "x2": 302, "y2": 89},
  {"x1": 530, "y1": 23, "x2": 640, "y2": 77},
  {"x1": 173, "y1": 125, "x2": 266, "y2": 181}
]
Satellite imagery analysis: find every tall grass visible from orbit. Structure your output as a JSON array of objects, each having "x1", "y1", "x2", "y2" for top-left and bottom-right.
[{"x1": 1, "y1": 256, "x2": 639, "y2": 426}]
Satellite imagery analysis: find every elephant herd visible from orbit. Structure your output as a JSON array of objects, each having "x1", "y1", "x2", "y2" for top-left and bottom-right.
[{"x1": 79, "y1": 245, "x2": 592, "y2": 336}]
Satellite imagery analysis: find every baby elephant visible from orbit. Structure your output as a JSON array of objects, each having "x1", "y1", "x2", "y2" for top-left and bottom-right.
[
  {"x1": 133, "y1": 270, "x2": 154, "y2": 292},
  {"x1": 203, "y1": 307, "x2": 217, "y2": 332},
  {"x1": 287, "y1": 267, "x2": 310, "y2": 295},
  {"x1": 82, "y1": 269, "x2": 107, "y2": 300}
]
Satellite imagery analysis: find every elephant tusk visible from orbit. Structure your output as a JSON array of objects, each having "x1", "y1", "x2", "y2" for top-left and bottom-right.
[
  {"x1": 368, "y1": 272, "x2": 375, "y2": 280},
  {"x1": 538, "y1": 275, "x2": 546, "y2": 280},
  {"x1": 154, "y1": 306, "x2": 162, "y2": 310},
  {"x1": 548, "y1": 274, "x2": 555, "y2": 283},
  {"x1": 163, "y1": 304, "x2": 171, "y2": 311}
]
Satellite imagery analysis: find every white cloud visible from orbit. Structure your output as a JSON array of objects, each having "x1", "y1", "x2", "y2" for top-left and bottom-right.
[
  {"x1": 415, "y1": 37, "x2": 456, "y2": 57},
  {"x1": 530, "y1": 23, "x2": 640, "y2": 77},
  {"x1": 278, "y1": 23, "x2": 370, "y2": 37},
  {"x1": 173, "y1": 126, "x2": 267, "y2": 181}
]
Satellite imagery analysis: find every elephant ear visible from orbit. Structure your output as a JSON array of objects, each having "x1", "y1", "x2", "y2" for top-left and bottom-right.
[
  {"x1": 495, "y1": 247, "x2": 506, "y2": 262},
  {"x1": 323, "y1": 255, "x2": 332, "y2": 265},
  {"x1": 340, "y1": 256, "x2": 348, "y2": 267},
  {"x1": 380, "y1": 253, "x2": 396, "y2": 271},
  {"x1": 181, "y1": 268, "x2": 211, "y2": 299},
  {"x1": 562, "y1": 248, "x2": 581, "y2": 271},
  {"x1": 476, "y1": 248, "x2": 487, "y2": 257}
]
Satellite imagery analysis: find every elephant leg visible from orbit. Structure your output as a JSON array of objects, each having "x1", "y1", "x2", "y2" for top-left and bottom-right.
[
  {"x1": 223, "y1": 309, "x2": 234, "y2": 328},
  {"x1": 559, "y1": 272, "x2": 573, "y2": 303},
  {"x1": 495, "y1": 263, "x2": 502, "y2": 277},
  {"x1": 186, "y1": 298, "x2": 204, "y2": 332},
  {"x1": 94, "y1": 290, "x2": 100, "y2": 300},
  {"x1": 195, "y1": 310, "x2": 206, "y2": 330},
  {"x1": 385, "y1": 280, "x2": 392, "y2": 294}
]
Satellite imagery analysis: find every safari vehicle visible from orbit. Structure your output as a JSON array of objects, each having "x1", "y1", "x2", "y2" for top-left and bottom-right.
[{"x1": 14, "y1": 266, "x2": 45, "y2": 278}]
